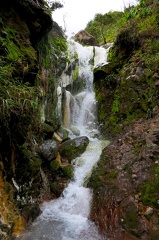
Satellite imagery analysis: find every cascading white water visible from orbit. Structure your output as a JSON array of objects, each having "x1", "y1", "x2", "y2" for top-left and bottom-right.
[{"x1": 17, "y1": 40, "x2": 110, "y2": 240}]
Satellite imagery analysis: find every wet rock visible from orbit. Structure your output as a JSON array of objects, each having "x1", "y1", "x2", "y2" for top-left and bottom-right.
[
  {"x1": 69, "y1": 125, "x2": 80, "y2": 136},
  {"x1": 59, "y1": 136, "x2": 89, "y2": 162},
  {"x1": 45, "y1": 119, "x2": 61, "y2": 132},
  {"x1": 56, "y1": 127, "x2": 69, "y2": 141},
  {"x1": 38, "y1": 140, "x2": 58, "y2": 161},
  {"x1": 43, "y1": 122, "x2": 55, "y2": 139},
  {"x1": 50, "y1": 159, "x2": 61, "y2": 173},
  {"x1": 144, "y1": 207, "x2": 154, "y2": 217},
  {"x1": 21, "y1": 204, "x2": 41, "y2": 226},
  {"x1": 62, "y1": 165, "x2": 74, "y2": 179},
  {"x1": 50, "y1": 179, "x2": 68, "y2": 197},
  {"x1": 74, "y1": 30, "x2": 99, "y2": 46}
]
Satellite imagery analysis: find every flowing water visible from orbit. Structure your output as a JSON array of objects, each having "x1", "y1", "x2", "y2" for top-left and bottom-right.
[{"x1": 17, "y1": 41, "x2": 111, "y2": 240}]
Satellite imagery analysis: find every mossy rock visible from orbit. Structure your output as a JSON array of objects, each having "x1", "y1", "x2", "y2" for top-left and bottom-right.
[
  {"x1": 69, "y1": 125, "x2": 80, "y2": 136},
  {"x1": 16, "y1": 144, "x2": 42, "y2": 182},
  {"x1": 50, "y1": 182, "x2": 59, "y2": 195},
  {"x1": 121, "y1": 202, "x2": 140, "y2": 237},
  {"x1": 38, "y1": 140, "x2": 58, "y2": 161},
  {"x1": 59, "y1": 136, "x2": 89, "y2": 162},
  {"x1": 66, "y1": 76, "x2": 86, "y2": 95},
  {"x1": 21, "y1": 204, "x2": 41, "y2": 225},
  {"x1": 42, "y1": 122, "x2": 54, "y2": 139},
  {"x1": 50, "y1": 160, "x2": 61, "y2": 173},
  {"x1": 56, "y1": 127, "x2": 69, "y2": 141},
  {"x1": 50, "y1": 181, "x2": 66, "y2": 197},
  {"x1": 45, "y1": 119, "x2": 61, "y2": 132},
  {"x1": 62, "y1": 165, "x2": 74, "y2": 179}
]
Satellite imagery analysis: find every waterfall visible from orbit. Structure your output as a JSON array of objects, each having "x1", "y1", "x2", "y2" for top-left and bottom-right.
[
  {"x1": 17, "y1": 40, "x2": 110, "y2": 240},
  {"x1": 59, "y1": 40, "x2": 111, "y2": 137}
]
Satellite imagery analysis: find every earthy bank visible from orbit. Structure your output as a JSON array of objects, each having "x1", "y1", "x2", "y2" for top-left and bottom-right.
[{"x1": 88, "y1": 1, "x2": 159, "y2": 239}]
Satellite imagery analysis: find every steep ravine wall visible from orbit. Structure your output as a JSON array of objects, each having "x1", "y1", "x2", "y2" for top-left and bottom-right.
[
  {"x1": 0, "y1": 1, "x2": 68, "y2": 239},
  {"x1": 89, "y1": 10, "x2": 159, "y2": 240}
]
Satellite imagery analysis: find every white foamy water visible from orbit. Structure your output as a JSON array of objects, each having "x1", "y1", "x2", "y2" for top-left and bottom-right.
[
  {"x1": 17, "y1": 139, "x2": 108, "y2": 240},
  {"x1": 17, "y1": 40, "x2": 110, "y2": 240}
]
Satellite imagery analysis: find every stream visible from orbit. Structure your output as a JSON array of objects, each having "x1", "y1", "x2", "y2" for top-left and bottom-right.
[{"x1": 17, "y1": 40, "x2": 110, "y2": 240}]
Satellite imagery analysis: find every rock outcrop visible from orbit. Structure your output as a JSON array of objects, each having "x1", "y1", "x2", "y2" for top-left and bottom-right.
[
  {"x1": 89, "y1": 109, "x2": 159, "y2": 239},
  {"x1": 59, "y1": 136, "x2": 89, "y2": 162},
  {"x1": 0, "y1": 0, "x2": 68, "y2": 239},
  {"x1": 89, "y1": 2, "x2": 159, "y2": 238},
  {"x1": 74, "y1": 30, "x2": 99, "y2": 46}
]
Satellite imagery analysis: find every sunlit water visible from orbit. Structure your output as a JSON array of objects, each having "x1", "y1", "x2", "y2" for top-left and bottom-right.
[{"x1": 17, "y1": 40, "x2": 110, "y2": 240}]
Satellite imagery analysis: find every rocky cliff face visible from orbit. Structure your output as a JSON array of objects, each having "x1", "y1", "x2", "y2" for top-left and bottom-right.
[
  {"x1": 0, "y1": 1, "x2": 68, "y2": 239},
  {"x1": 89, "y1": 113, "x2": 159, "y2": 240},
  {"x1": 89, "y1": 4, "x2": 159, "y2": 239}
]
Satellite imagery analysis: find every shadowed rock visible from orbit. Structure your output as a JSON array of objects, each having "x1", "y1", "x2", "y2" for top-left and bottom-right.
[
  {"x1": 59, "y1": 136, "x2": 89, "y2": 162},
  {"x1": 74, "y1": 30, "x2": 99, "y2": 46}
]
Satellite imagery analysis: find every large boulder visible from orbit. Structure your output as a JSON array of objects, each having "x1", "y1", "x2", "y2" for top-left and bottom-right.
[
  {"x1": 59, "y1": 136, "x2": 89, "y2": 162},
  {"x1": 38, "y1": 140, "x2": 59, "y2": 161},
  {"x1": 74, "y1": 30, "x2": 99, "y2": 46}
]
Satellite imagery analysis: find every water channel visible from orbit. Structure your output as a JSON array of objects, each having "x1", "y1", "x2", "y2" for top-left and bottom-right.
[{"x1": 17, "y1": 40, "x2": 110, "y2": 240}]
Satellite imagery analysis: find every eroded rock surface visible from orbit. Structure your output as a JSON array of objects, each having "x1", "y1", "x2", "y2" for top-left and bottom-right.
[{"x1": 88, "y1": 108, "x2": 159, "y2": 239}]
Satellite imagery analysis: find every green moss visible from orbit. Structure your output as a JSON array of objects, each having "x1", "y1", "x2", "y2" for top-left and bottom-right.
[
  {"x1": 15, "y1": 144, "x2": 42, "y2": 183},
  {"x1": 93, "y1": 0, "x2": 159, "y2": 134},
  {"x1": 62, "y1": 166, "x2": 74, "y2": 179},
  {"x1": 142, "y1": 193, "x2": 157, "y2": 207},
  {"x1": 37, "y1": 36, "x2": 68, "y2": 69},
  {"x1": 133, "y1": 140, "x2": 146, "y2": 154},
  {"x1": 112, "y1": 89, "x2": 120, "y2": 113},
  {"x1": 50, "y1": 160, "x2": 61, "y2": 173},
  {"x1": 98, "y1": 104, "x2": 107, "y2": 122},
  {"x1": 88, "y1": 159, "x2": 106, "y2": 191},
  {"x1": 72, "y1": 66, "x2": 79, "y2": 81},
  {"x1": 105, "y1": 114, "x2": 122, "y2": 134},
  {"x1": 50, "y1": 182, "x2": 58, "y2": 194},
  {"x1": 122, "y1": 208, "x2": 140, "y2": 236},
  {"x1": 59, "y1": 137, "x2": 89, "y2": 161},
  {"x1": 108, "y1": 171, "x2": 118, "y2": 178},
  {"x1": 140, "y1": 174, "x2": 159, "y2": 208},
  {"x1": 29, "y1": 158, "x2": 41, "y2": 175},
  {"x1": 94, "y1": 83, "x2": 108, "y2": 123}
]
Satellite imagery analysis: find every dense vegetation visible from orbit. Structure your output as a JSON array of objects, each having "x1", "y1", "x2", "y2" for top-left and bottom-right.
[
  {"x1": 0, "y1": 1, "x2": 69, "y2": 238},
  {"x1": 85, "y1": 0, "x2": 159, "y2": 45},
  {"x1": 2, "y1": 0, "x2": 159, "y2": 239},
  {"x1": 87, "y1": 0, "x2": 159, "y2": 238},
  {"x1": 85, "y1": 11, "x2": 124, "y2": 44},
  {"x1": 89, "y1": 0, "x2": 159, "y2": 135}
]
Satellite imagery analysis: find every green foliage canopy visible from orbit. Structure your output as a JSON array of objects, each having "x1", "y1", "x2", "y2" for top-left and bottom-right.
[{"x1": 85, "y1": 11, "x2": 124, "y2": 44}]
